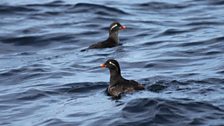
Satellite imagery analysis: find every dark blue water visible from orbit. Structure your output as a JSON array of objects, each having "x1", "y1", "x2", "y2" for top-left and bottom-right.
[{"x1": 0, "y1": 0, "x2": 224, "y2": 126}]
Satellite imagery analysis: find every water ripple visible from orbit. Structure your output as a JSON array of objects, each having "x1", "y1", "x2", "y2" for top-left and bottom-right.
[{"x1": 0, "y1": 0, "x2": 224, "y2": 125}]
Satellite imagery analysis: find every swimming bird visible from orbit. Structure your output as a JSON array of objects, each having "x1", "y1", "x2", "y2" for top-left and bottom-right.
[
  {"x1": 101, "y1": 59, "x2": 144, "y2": 98},
  {"x1": 81, "y1": 22, "x2": 126, "y2": 51}
]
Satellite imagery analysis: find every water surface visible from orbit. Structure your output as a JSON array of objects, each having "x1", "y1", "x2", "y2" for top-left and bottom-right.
[{"x1": 0, "y1": 0, "x2": 224, "y2": 126}]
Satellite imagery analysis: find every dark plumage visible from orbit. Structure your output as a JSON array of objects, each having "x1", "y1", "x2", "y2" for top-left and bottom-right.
[
  {"x1": 101, "y1": 59, "x2": 144, "y2": 98},
  {"x1": 81, "y1": 22, "x2": 126, "y2": 51}
]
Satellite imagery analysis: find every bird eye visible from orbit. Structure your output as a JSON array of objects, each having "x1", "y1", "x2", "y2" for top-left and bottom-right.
[
  {"x1": 110, "y1": 24, "x2": 118, "y2": 31},
  {"x1": 109, "y1": 61, "x2": 117, "y2": 67}
]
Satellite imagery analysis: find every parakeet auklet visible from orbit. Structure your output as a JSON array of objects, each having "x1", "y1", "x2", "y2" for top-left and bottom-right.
[
  {"x1": 101, "y1": 59, "x2": 144, "y2": 98},
  {"x1": 81, "y1": 22, "x2": 126, "y2": 51}
]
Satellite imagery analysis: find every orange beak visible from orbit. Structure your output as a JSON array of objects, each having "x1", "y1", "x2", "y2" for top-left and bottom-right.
[
  {"x1": 120, "y1": 25, "x2": 126, "y2": 30},
  {"x1": 100, "y1": 64, "x2": 106, "y2": 68}
]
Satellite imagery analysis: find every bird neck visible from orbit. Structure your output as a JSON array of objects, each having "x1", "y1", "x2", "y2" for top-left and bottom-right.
[
  {"x1": 109, "y1": 31, "x2": 119, "y2": 44},
  {"x1": 109, "y1": 69, "x2": 122, "y2": 85}
]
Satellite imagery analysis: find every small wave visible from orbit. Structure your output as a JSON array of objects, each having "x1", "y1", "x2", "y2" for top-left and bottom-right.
[
  {"x1": 17, "y1": 51, "x2": 37, "y2": 56},
  {"x1": 0, "y1": 5, "x2": 37, "y2": 14},
  {"x1": 141, "y1": 40, "x2": 165, "y2": 47},
  {"x1": 207, "y1": 0, "x2": 224, "y2": 5},
  {"x1": 185, "y1": 21, "x2": 224, "y2": 26},
  {"x1": 204, "y1": 50, "x2": 222, "y2": 55},
  {"x1": 68, "y1": 3, "x2": 129, "y2": 16},
  {"x1": 158, "y1": 28, "x2": 191, "y2": 36},
  {"x1": 27, "y1": 0, "x2": 67, "y2": 7},
  {"x1": 0, "y1": 65, "x2": 51, "y2": 84},
  {"x1": 39, "y1": 118, "x2": 78, "y2": 126},
  {"x1": 179, "y1": 36, "x2": 224, "y2": 47},
  {"x1": 143, "y1": 59, "x2": 192, "y2": 69},
  {"x1": 1, "y1": 33, "x2": 75, "y2": 46},
  {"x1": 147, "y1": 83, "x2": 167, "y2": 92},
  {"x1": 16, "y1": 89, "x2": 53, "y2": 101},
  {"x1": 136, "y1": 1, "x2": 190, "y2": 10},
  {"x1": 0, "y1": 65, "x2": 49, "y2": 77},
  {"x1": 54, "y1": 82, "x2": 107, "y2": 94},
  {"x1": 1, "y1": 35, "x2": 45, "y2": 46},
  {"x1": 217, "y1": 70, "x2": 224, "y2": 74},
  {"x1": 0, "y1": 88, "x2": 57, "y2": 102}
]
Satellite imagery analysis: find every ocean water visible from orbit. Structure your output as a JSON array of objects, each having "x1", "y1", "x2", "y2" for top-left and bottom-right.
[{"x1": 0, "y1": 0, "x2": 224, "y2": 126}]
